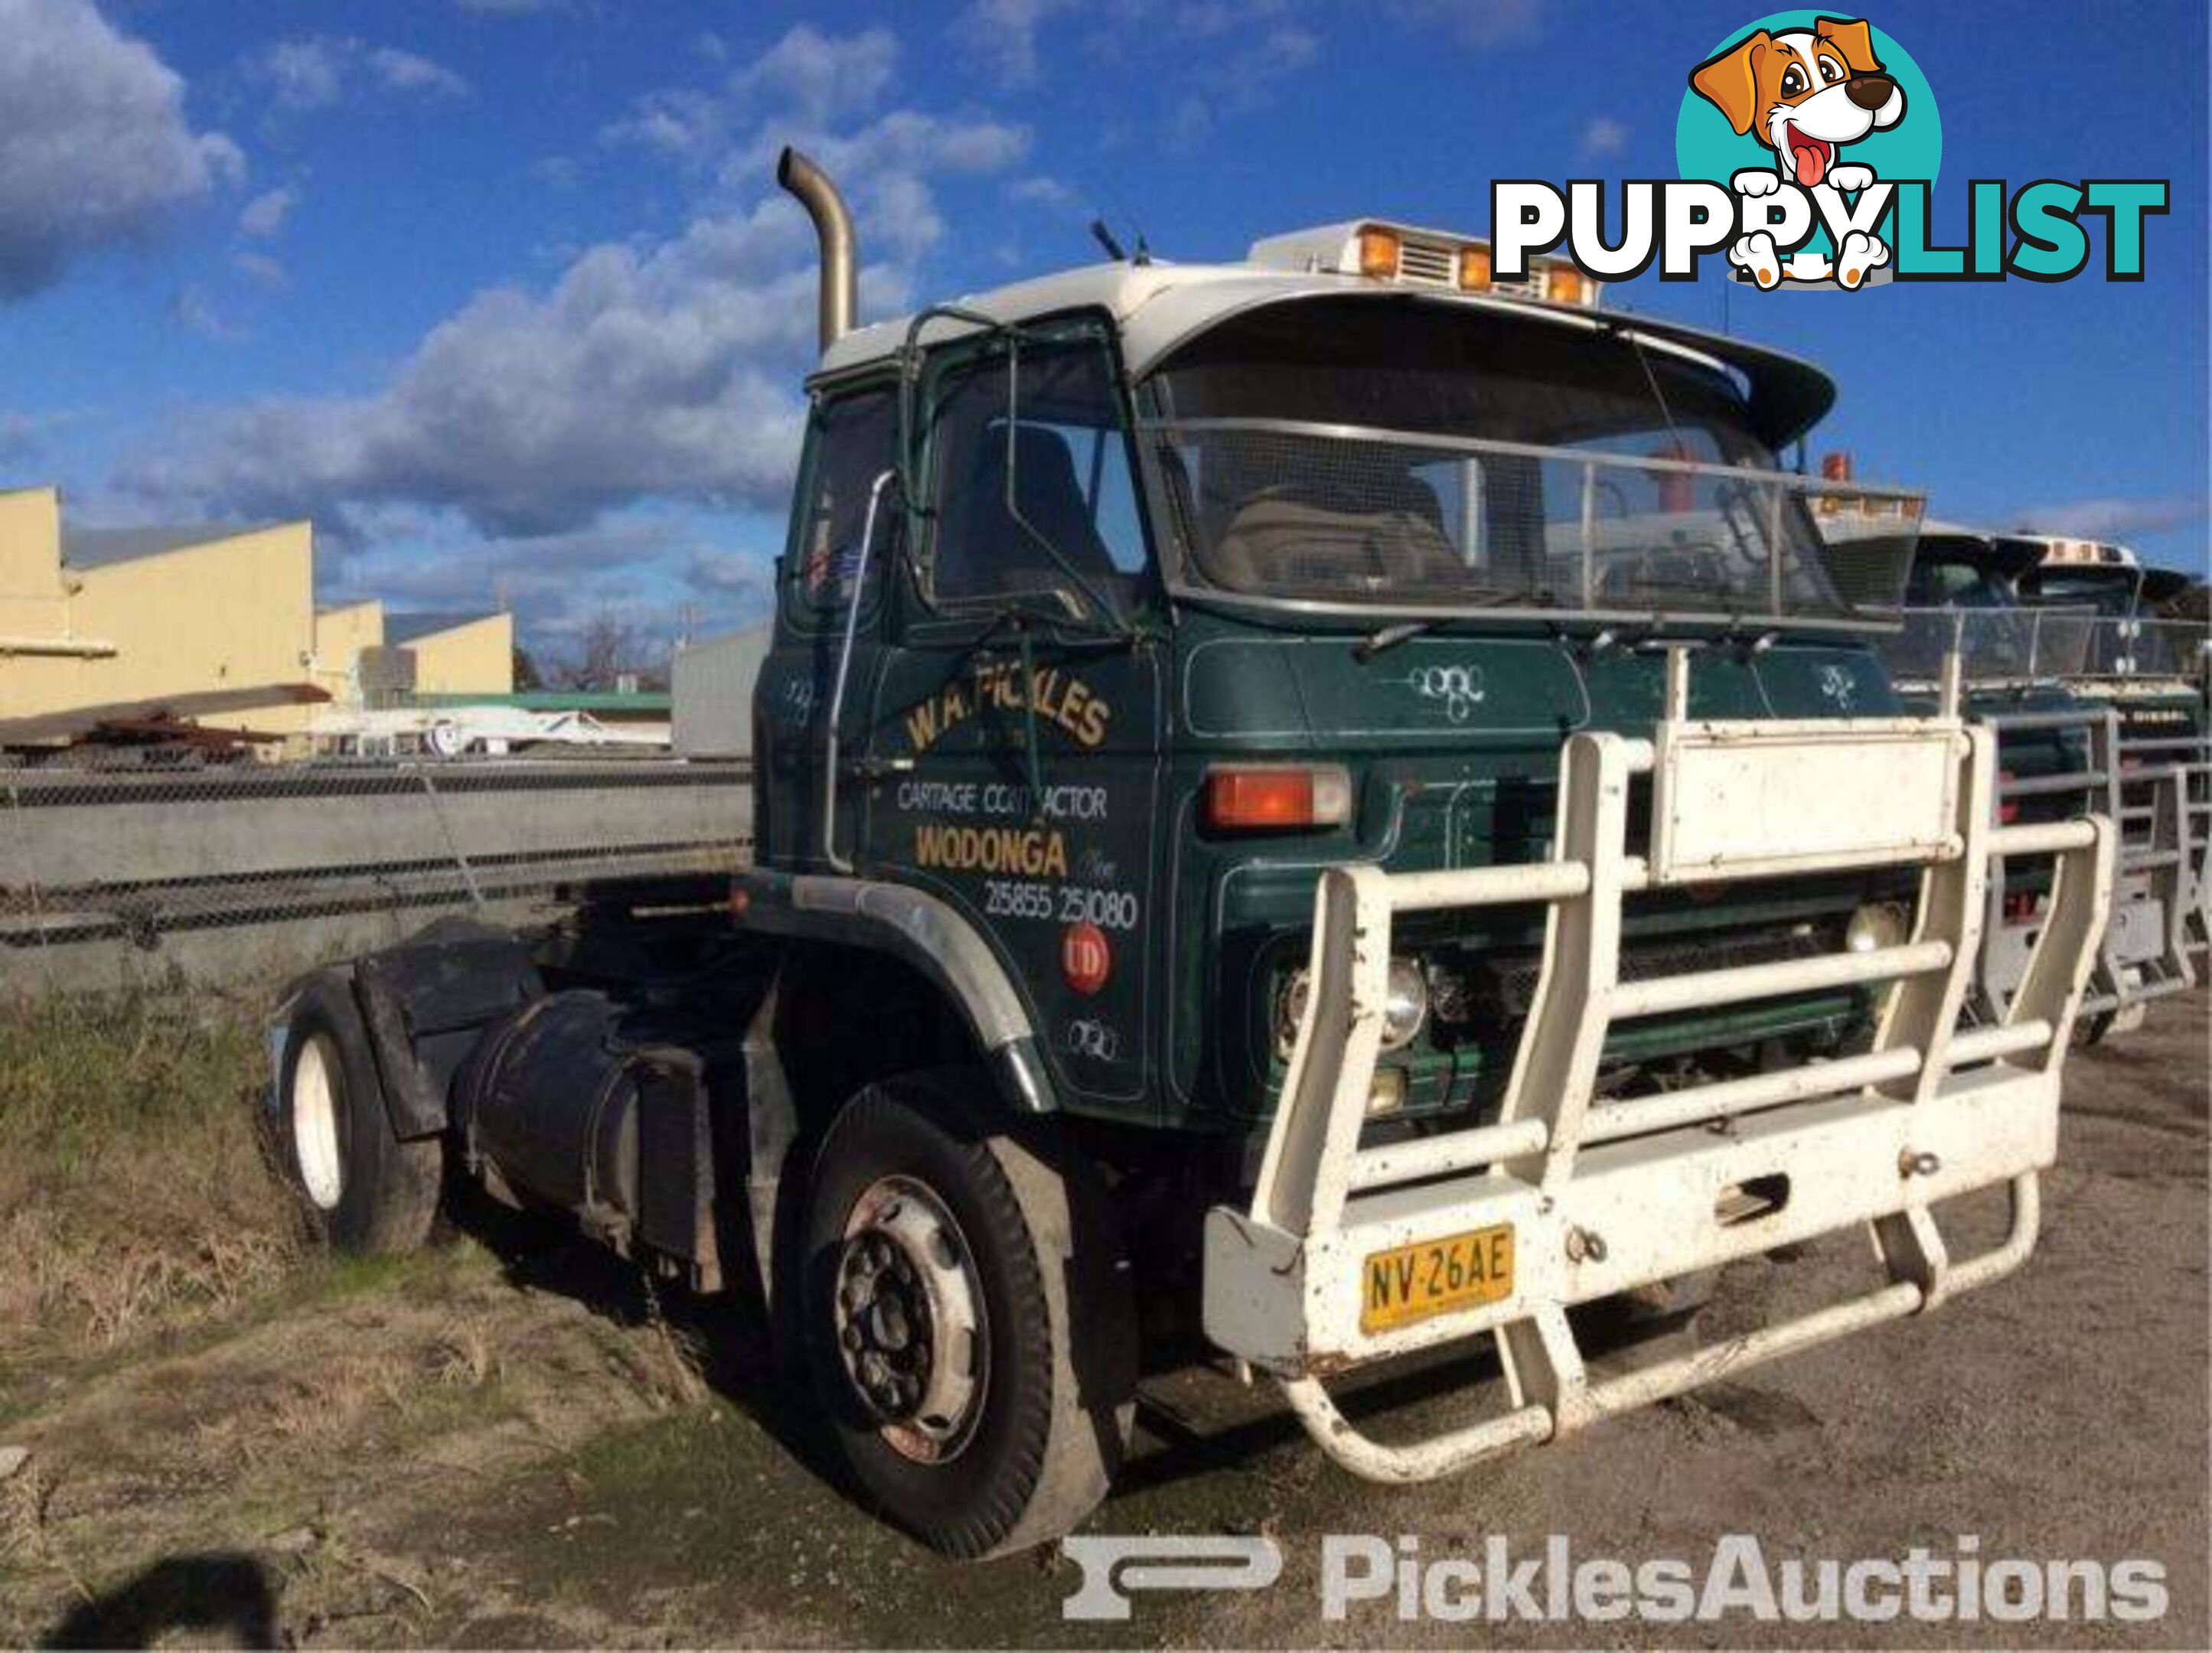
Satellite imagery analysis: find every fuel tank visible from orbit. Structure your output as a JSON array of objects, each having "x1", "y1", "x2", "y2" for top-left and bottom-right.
[{"x1": 455, "y1": 991, "x2": 643, "y2": 1232}]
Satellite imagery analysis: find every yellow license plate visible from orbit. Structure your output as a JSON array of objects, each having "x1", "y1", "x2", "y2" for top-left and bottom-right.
[{"x1": 1361, "y1": 1224, "x2": 1515, "y2": 1333}]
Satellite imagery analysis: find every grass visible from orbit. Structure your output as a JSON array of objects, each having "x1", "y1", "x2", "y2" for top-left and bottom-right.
[{"x1": 0, "y1": 988, "x2": 298, "y2": 1375}]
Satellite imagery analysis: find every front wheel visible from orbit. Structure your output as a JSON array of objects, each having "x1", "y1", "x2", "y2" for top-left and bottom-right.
[
  {"x1": 275, "y1": 970, "x2": 444, "y2": 1255},
  {"x1": 801, "y1": 1074, "x2": 1134, "y2": 1558}
]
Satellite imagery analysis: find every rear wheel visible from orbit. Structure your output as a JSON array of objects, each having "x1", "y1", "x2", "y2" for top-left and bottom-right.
[
  {"x1": 801, "y1": 1074, "x2": 1134, "y2": 1558},
  {"x1": 276, "y1": 971, "x2": 444, "y2": 1255}
]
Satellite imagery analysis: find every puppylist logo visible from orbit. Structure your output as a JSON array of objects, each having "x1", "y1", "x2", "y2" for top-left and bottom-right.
[
  {"x1": 1687, "y1": 13, "x2": 1917, "y2": 288},
  {"x1": 1488, "y1": 11, "x2": 2168, "y2": 292}
]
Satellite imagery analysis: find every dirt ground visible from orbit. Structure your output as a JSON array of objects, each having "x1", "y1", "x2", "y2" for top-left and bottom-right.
[{"x1": 1, "y1": 994, "x2": 2204, "y2": 1648}]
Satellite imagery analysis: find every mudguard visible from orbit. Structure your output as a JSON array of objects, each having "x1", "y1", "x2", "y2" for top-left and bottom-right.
[
  {"x1": 730, "y1": 869, "x2": 1059, "y2": 1116},
  {"x1": 350, "y1": 918, "x2": 543, "y2": 1139}
]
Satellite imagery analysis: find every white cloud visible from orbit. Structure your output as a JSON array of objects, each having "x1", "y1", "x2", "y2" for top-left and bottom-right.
[
  {"x1": 129, "y1": 24, "x2": 1029, "y2": 560},
  {"x1": 326, "y1": 514, "x2": 778, "y2": 656},
  {"x1": 0, "y1": 409, "x2": 69, "y2": 464},
  {"x1": 250, "y1": 37, "x2": 468, "y2": 112},
  {"x1": 234, "y1": 250, "x2": 289, "y2": 287},
  {"x1": 732, "y1": 24, "x2": 896, "y2": 123},
  {"x1": 2014, "y1": 497, "x2": 2209, "y2": 542},
  {"x1": 1387, "y1": 0, "x2": 1544, "y2": 49},
  {"x1": 1009, "y1": 174, "x2": 1074, "y2": 205},
  {"x1": 603, "y1": 25, "x2": 899, "y2": 165},
  {"x1": 530, "y1": 155, "x2": 582, "y2": 191},
  {"x1": 954, "y1": 0, "x2": 1078, "y2": 87},
  {"x1": 1168, "y1": 21, "x2": 1319, "y2": 144},
  {"x1": 0, "y1": 0, "x2": 241, "y2": 301},
  {"x1": 1580, "y1": 116, "x2": 1628, "y2": 159},
  {"x1": 254, "y1": 39, "x2": 344, "y2": 109},
  {"x1": 239, "y1": 185, "x2": 301, "y2": 239},
  {"x1": 171, "y1": 286, "x2": 247, "y2": 344},
  {"x1": 686, "y1": 548, "x2": 768, "y2": 598},
  {"x1": 367, "y1": 47, "x2": 468, "y2": 99},
  {"x1": 127, "y1": 203, "x2": 817, "y2": 536}
]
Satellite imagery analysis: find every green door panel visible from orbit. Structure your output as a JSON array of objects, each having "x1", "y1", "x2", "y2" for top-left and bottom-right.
[{"x1": 859, "y1": 634, "x2": 1169, "y2": 1117}]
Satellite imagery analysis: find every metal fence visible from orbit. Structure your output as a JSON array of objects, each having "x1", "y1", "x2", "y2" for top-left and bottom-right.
[{"x1": 1, "y1": 757, "x2": 753, "y2": 996}]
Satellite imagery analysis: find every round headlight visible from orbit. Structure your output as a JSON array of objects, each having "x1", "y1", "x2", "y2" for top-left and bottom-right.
[
  {"x1": 1274, "y1": 967, "x2": 1312, "y2": 1058},
  {"x1": 1845, "y1": 901, "x2": 1910, "y2": 955},
  {"x1": 1381, "y1": 956, "x2": 1430, "y2": 1050}
]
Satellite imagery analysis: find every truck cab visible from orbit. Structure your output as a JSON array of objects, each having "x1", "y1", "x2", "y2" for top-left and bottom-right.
[
  {"x1": 269, "y1": 157, "x2": 2116, "y2": 1561},
  {"x1": 1871, "y1": 525, "x2": 2197, "y2": 1029},
  {"x1": 750, "y1": 223, "x2": 1931, "y2": 1138}
]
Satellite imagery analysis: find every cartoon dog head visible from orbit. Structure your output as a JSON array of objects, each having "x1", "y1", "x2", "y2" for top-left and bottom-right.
[{"x1": 1690, "y1": 16, "x2": 1905, "y2": 188}]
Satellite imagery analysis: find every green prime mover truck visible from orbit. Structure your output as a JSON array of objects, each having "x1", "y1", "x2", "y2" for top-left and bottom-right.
[{"x1": 269, "y1": 152, "x2": 2114, "y2": 1559}]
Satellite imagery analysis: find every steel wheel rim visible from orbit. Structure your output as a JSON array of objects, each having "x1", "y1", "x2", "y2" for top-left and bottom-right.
[
  {"x1": 834, "y1": 1175, "x2": 989, "y2": 1464},
  {"x1": 292, "y1": 1034, "x2": 345, "y2": 1212}
]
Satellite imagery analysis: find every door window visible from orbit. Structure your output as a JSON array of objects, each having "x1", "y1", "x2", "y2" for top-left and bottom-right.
[
  {"x1": 788, "y1": 389, "x2": 899, "y2": 618},
  {"x1": 926, "y1": 340, "x2": 1149, "y2": 614}
]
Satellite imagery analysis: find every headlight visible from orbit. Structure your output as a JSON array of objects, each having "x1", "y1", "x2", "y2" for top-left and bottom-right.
[
  {"x1": 1274, "y1": 955, "x2": 1430, "y2": 1057},
  {"x1": 1381, "y1": 956, "x2": 1429, "y2": 1049},
  {"x1": 1274, "y1": 968, "x2": 1312, "y2": 1059},
  {"x1": 1845, "y1": 901, "x2": 1910, "y2": 955}
]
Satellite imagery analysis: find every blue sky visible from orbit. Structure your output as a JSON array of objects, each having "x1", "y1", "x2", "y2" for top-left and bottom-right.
[{"x1": 1, "y1": 0, "x2": 2203, "y2": 661}]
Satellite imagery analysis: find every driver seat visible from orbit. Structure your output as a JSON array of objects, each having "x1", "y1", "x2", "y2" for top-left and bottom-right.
[{"x1": 939, "y1": 424, "x2": 1121, "y2": 602}]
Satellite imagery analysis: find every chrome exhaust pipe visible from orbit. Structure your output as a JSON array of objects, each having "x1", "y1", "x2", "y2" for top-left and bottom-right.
[{"x1": 777, "y1": 146, "x2": 856, "y2": 350}]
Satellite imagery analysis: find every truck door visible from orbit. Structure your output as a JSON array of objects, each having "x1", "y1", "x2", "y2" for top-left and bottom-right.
[
  {"x1": 862, "y1": 325, "x2": 1165, "y2": 1117},
  {"x1": 755, "y1": 385, "x2": 901, "y2": 872}
]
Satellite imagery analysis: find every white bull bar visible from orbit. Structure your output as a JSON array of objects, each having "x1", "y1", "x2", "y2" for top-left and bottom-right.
[
  {"x1": 1202, "y1": 655, "x2": 2114, "y2": 1482},
  {"x1": 1979, "y1": 706, "x2": 2197, "y2": 1023}
]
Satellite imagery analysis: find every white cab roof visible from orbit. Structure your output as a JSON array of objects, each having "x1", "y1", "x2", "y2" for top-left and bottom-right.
[
  {"x1": 811, "y1": 256, "x2": 1842, "y2": 448},
  {"x1": 814, "y1": 260, "x2": 1615, "y2": 382}
]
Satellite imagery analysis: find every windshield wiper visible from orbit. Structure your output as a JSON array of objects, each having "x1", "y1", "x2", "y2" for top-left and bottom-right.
[
  {"x1": 1353, "y1": 619, "x2": 1440, "y2": 660},
  {"x1": 1352, "y1": 591, "x2": 1558, "y2": 659}
]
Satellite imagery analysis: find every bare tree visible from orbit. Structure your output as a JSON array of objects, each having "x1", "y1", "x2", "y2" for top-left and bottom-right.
[{"x1": 556, "y1": 611, "x2": 667, "y2": 690}]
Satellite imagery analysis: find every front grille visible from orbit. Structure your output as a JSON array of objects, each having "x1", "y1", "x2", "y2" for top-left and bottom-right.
[{"x1": 1437, "y1": 922, "x2": 1836, "y2": 1023}]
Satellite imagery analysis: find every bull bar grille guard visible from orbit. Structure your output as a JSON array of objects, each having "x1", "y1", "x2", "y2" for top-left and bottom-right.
[
  {"x1": 1202, "y1": 650, "x2": 2115, "y2": 1483},
  {"x1": 1979, "y1": 705, "x2": 2204, "y2": 1022}
]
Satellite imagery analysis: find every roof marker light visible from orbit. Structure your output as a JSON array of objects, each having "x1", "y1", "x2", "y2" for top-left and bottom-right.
[{"x1": 1357, "y1": 227, "x2": 1401, "y2": 279}]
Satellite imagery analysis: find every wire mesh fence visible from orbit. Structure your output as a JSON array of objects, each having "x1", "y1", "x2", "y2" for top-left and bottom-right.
[
  {"x1": 1, "y1": 756, "x2": 753, "y2": 997},
  {"x1": 1147, "y1": 418, "x2": 1921, "y2": 623}
]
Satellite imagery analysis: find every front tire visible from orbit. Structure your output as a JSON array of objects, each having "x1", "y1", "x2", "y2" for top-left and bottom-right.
[
  {"x1": 276, "y1": 970, "x2": 444, "y2": 1255},
  {"x1": 801, "y1": 1074, "x2": 1134, "y2": 1558}
]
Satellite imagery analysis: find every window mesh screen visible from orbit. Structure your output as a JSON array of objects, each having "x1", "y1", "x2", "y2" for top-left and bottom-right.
[{"x1": 1149, "y1": 419, "x2": 1918, "y2": 624}]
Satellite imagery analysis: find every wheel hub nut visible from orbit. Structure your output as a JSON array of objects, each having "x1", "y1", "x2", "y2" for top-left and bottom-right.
[{"x1": 830, "y1": 1178, "x2": 990, "y2": 1463}]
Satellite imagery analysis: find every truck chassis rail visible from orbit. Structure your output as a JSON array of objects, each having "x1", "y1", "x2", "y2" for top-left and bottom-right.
[{"x1": 1203, "y1": 654, "x2": 2112, "y2": 1482}]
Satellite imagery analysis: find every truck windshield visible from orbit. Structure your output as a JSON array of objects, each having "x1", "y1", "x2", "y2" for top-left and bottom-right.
[
  {"x1": 2024, "y1": 568, "x2": 2139, "y2": 618},
  {"x1": 1142, "y1": 297, "x2": 1914, "y2": 625}
]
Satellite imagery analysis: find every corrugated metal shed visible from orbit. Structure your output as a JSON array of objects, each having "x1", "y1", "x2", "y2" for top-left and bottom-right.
[{"x1": 672, "y1": 624, "x2": 772, "y2": 758}]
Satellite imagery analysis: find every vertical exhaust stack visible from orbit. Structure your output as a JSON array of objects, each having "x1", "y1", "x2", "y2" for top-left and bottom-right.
[{"x1": 777, "y1": 147, "x2": 856, "y2": 351}]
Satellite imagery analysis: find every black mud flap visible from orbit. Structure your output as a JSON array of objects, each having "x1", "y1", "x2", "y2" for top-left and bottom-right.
[
  {"x1": 634, "y1": 1046, "x2": 725, "y2": 1292},
  {"x1": 354, "y1": 918, "x2": 544, "y2": 1139}
]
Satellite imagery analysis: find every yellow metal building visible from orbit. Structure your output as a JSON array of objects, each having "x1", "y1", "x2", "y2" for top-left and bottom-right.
[
  {"x1": 383, "y1": 611, "x2": 516, "y2": 698},
  {"x1": 0, "y1": 485, "x2": 513, "y2": 741}
]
